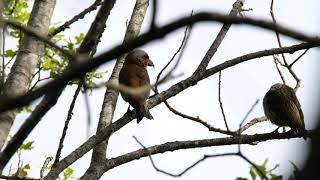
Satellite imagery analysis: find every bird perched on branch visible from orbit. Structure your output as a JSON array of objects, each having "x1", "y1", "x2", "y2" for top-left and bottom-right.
[
  {"x1": 263, "y1": 83, "x2": 307, "y2": 138},
  {"x1": 119, "y1": 49, "x2": 154, "y2": 123}
]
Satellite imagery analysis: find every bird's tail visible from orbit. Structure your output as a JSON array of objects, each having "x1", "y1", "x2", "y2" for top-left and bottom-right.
[{"x1": 136, "y1": 104, "x2": 153, "y2": 123}]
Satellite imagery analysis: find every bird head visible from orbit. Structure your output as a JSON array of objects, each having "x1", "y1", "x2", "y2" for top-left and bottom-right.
[
  {"x1": 270, "y1": 83, "x2": 284, "y2": 91},
  {"x1": 125, "y1": 49, "x2": 154, "y2": 68}
]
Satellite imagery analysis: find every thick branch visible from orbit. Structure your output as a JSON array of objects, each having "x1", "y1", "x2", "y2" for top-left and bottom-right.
[
  {"x1": 194, "y1": 0, "x2": 244, "y2": 73},
  {"x1": 102, "y1": 130, "x2": 319, "y2": 172},
  {"x1": 82, "y1": 0, "x2": 149, "y2": 179},
  {"x1": 0, "y1": 0, "x2": 57, "y2": 152}
]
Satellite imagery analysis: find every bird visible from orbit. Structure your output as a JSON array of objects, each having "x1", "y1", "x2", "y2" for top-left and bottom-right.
[
  {"x1": 263, "y1": 83, "x2": 307, "y2": 138},
  {"x1": 119, "y1": 49, "x2": 154, "y2": 123}
]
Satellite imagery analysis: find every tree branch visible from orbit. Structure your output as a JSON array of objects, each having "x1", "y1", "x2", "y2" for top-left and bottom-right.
[
  {"x1": 0, "y1": 0, "x2": 57, "y2": 166},
  {"x1": 218, "y1": 71, "x2": 229, "y2": 131},
  {"x1": 52, "y1": 85, "x2": 81, "y2": 167},
  {"x1": 194, "y1": 0, "x2": 244, "y2": 73},
  {"x1": 0, "y1": 0, "x2": 116, "y2": 171},
  {"x1": 102, "y1": 130, "x2": 319, "y2": 173},
  {"x1": 44, "y1": 42, "x2": 316, "y2": 179},
  {"x1": 0, "y1": 12, "x2": 319, "y2": 112},
  {"x1": 82, "y1": 0, "x2": 149, "y2": 179}
]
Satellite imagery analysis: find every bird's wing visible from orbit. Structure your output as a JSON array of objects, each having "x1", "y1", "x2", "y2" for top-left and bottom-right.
[
  {"x1": 285, "y1": 100, "x2": 305, "y2": 129},
  {"x1": 136, "y1": 68, "x2": 150, "y2": 86},
  {"x1": 283, "y1": 86, "x2": 305, "y2": 127},
  {"x1": 286, "y1": 86, "x2": 304, "y2": 121}
]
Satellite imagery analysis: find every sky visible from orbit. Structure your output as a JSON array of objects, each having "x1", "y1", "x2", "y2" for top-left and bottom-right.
[{"x1": 4, "y1": 0, "x2": 320, "y2": 179}]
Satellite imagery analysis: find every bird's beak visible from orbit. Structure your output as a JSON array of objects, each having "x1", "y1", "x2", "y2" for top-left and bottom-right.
[{"x1": 147, "y1": 59, "x2": 154, "y2": 67}]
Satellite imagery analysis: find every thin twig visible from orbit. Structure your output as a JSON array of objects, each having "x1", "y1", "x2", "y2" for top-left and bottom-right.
[
  {"x1": 238, "y1": 153, "x2": 269, "y2": 180},
  {"x1": 155, "y1": 11, "x2": 193, "y2": 93},
  {"x1": 52, "y1": 85, "x2": 81, "y2": 167},
  {"x1": 82, "y1": 82, "x2": 92, "y2": 139},
  {"x1": 239, "y1": 99, "x2": 260, "y2": 128},
  {"x1": 40, "y1": 156, "x2": 52, "y2": 178},
  {"x1": 164, "y1": 101, "x2": 235, "y2": 136},
  {"x1": 4, "y1": 54, "x2": 15, "y2": 67},
  {"x1": 1, "y1": 25, "x2": 5, "y2": 91},
  {"x1": 270, "y1": 0, "x2": 303, "y2": 91},
  {"x1": 30, "y1": 63, "x2": 42, "y2": 91},
  {"x1": 235, "y1": 99, "x2": 268, "y2": 180},
  {"x1": 270, "y1": 0, "x2": 287, "y2": 66},
  {"x1": 288, "y1": 66, "x2": 301, "y2": 92},
  {"x1": 194, "y1": 0, "x2": 244, "y2": 73},
  {"x1": 150, "y1": 0, "x2": 157, "y2": 30},
  {"x1": 218, "y1": 71, "x2": 229, "y2": 131},
  {"x1": 237, "y1": 116, "x2": 267, "y2": 134},
  {"x1": 272, "y1": 55, "x2": 286, "y2": 84},
  {"x1": 289, "y1": 48, "x2": 309, "y2": 67},
  {"x1": 49, "y1": 0, "x2": 103, "y2": 36}
]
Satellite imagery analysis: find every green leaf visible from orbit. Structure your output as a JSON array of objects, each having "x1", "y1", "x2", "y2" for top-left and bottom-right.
[
  {"x1": 20, "y1": 141, "x2": 34, "y2": 150},
  {"x1": 63, "y1": 167, "x2": 74, "y2": 179},
  {"x1": 262, "y1": 159, "x2": 268, "y2": 168},
  {"x1": 17, "y1": 107, "x2": 23, "y2": 113},
  {"x1": 75, "y1": 33, "x2": 84, "y2": 44},
  {"x1": 41, "y1": 56, "x2": 60, "y2": 70},
  {"x1": 4, "y1": 49, "x2": 16, "y2": 58},
  {"x1": 25, "y1": 106, "x2": 32, "y2": 113},
  {"x1": 270, "y1": 174, "x2": 282, "y2": 180},
  {"x1": 236, "y1": 177, "x2": 249, "y2": 180},
  {"x1": 249, "y1": 167, "x2": 256, "y2": 180}
]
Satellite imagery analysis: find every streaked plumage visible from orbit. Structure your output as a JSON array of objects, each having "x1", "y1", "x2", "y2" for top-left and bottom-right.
[
  {"x1": 119, "y1": 49, "x2": 154, "y2": 123},
  {"x1": 263, "y1": 83, "x2": 306, "y2": 136}
]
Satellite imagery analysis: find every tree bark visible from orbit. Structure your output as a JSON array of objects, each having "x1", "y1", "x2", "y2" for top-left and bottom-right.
[
  {"x1": 82, "y1": 0, "x2": 150, "y2": 179},
  {"x1": 0, "y1": 0, "x2": 56, "y2": 150}
]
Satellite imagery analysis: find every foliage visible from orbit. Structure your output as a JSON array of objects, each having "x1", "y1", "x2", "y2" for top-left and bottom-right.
[
  {"x1": 19, "y1": 141, "x2": 34, "y2": 150},
  {"x1": 2, "y1": 0, "x2": 105, "y2": 115},
  {"x1": 47, "y1": 164, "x2": 77, "y2": 180},
  {"x1": 1, "y1": 0, "x2": 100, "y2": 179},
  {"x1": 236, "y1": 159, "x2": 282, "y2": 180}
]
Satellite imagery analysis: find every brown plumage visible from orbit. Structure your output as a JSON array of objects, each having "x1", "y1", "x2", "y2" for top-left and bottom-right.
[
  {"x1": 119, "y1": 49, "x2": 154, "y2": 123},
  {"x1": 263, "y1": 83, "x2": 307, "y2": 137}
]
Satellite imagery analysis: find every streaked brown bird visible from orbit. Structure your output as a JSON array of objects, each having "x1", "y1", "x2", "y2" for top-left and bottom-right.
[
  {"x1": 263, "y1": 83, "x2": 307, "y2": 137},
  {"x1": 119, "y1": 49, "x2": 154, "y2": 123}
]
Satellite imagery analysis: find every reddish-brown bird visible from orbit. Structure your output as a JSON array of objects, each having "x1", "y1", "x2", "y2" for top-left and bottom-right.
[{"x1": 119, "y1": 49, "x2": 154, "y2": 123}]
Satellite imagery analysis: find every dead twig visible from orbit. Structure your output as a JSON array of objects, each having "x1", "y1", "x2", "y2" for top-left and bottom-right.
[
  {"x1": 49, "y1": 0, "x2": 103, "y2": 37},
  {"x1": 218, "y1": 71, "x2": 229, "y2": 131},
  {"x1": 164, "y1": 101, "x2": 234, "y2": 136},
  {"x1": 272, "y1": 55, "x2": 286, "y2": 84},
  {"x1": 52, "y1": 85, "x2": 81, "y2": 167}
]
